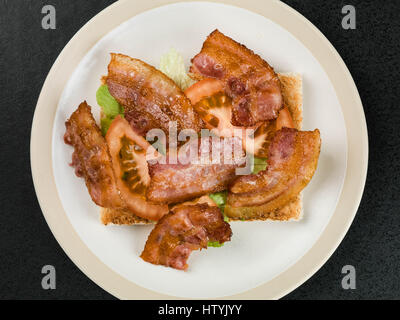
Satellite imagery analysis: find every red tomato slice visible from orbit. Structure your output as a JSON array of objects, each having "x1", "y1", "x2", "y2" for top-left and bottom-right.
[
  {"x1": 106, "y1": 116, "x2": 168, "y2": 221},
  {"x1": 276, "y1": 107, "x2": 295, "y2": 130},
  {"x1": 184, "y1": 78, "x2": 225, "y2": 105},
  {"x1": 185, "y1": 79, "x2": 275, "y2": 157}
]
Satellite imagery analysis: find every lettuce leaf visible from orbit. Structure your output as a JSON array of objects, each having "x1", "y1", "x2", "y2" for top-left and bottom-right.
[
  {"x1": 252, "y1": 157, "x2": 268, "y2": 174},
  {"x1": 96, "y1": 85, "x2": 123, "y2": 117},
  {"x1": 208, "y1": 241, "x2": 224, "y2": 248},
  {"x1": 96, "y1": 85, "x2": 124, "y2": 135},
  {"x1": 159, "y1": 48, "x2": 195, "y2": 91},
  {"x1": 100, "y1": 117, "x2": 113, "y2": 137},
  {"x1": 209, "y1": 191, "x2": 229, "y2": 223},
  {"x1": 209, "y1": 191, "x2": 227, "y2": 209}
]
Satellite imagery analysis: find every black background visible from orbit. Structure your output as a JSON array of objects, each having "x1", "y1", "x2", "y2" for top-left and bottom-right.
[{"x1": 0, "y1": 0, "x2": 399, "y2": 300}]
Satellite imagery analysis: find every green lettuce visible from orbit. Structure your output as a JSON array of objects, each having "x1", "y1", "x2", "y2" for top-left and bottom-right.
[
  {"x1": 100, "y1": 117, "x2": 114, "y2": 136},
  {"x1": 209, "y1": 191, "x2": 227, "y2": 209},
  {"x1": 96, "y1": 85, "x2": 124, "y2": 135},
  {"x1": 209, "y1": 191, "x2": 229, "y2": 223},
  {"x1": 159, "y1": 48, "x2": 195, "y2": 91},
  {"x1": 208, "y1": 241, "x2": 224, "y2": 248},
  {"x1": 252, "y1": 157, "x2": 268, "y2": 174}
]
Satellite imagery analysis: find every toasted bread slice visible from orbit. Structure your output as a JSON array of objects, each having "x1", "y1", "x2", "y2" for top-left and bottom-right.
[
  {"x1": 227, "y1": 194, "x2": 303, "y2": 222},
  {"x1": 101, "y1": 207, "x2": 152, "y2": 225},
  {"x1": 100, "y1": 72, "x2": 303, "y2": 225},
  {"x1": 278, "y1": 73, "x2": 303, "y2": 130}
]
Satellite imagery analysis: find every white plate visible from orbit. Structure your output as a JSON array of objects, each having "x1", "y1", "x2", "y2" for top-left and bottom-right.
[
  {"x1": 32, "y1": 0, "x2": 367, "y2": 300},
  {"x1": 52, "y1": 2, "x2": 346, "y2": 299}
]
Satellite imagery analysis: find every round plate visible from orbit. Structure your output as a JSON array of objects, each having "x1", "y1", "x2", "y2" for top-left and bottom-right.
[{"x1": 31, "y1": 0, "x2": 368, "y2": 299}]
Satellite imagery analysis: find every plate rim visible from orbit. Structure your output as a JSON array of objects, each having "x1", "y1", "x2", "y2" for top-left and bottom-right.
[{"x1": 30, "y1": 0, "x2": 368, "y2": 300}]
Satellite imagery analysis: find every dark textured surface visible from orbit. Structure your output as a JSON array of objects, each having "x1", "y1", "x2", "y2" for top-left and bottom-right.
[{"x1": 0, "y1": 0, "x2": 399, "y2": 300}]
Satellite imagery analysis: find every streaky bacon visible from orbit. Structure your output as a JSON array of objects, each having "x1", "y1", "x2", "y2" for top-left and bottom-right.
[
  {"x1": 106, "y1": 53, "x2": 203, "y2": 136},
  {"x1": 190, "y1": 30, "x2": 283, "y2": 127},
  {"x1": 146, "y1": 136, "x2": 245, "y2": 204},
  {"x1": 141, "y1": 203, "x2": 232, "y2": 270},
  {"x1": 227, "y1": 128, "x2": 321, "y2": 209},
  {"x1": 64, "y1": 102, "x2": 124, "y2": 209}
]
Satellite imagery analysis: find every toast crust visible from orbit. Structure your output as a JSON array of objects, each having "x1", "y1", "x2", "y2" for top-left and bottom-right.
[
  {"x1": 278, "y1": 73, "x2": 303, "y2": 130},
  {"x1": 101, "y1": 207, "x2": 152, "y2": 225},
  {"x1": 228, "y1": 194, "x2": 302, "y2": 222}
]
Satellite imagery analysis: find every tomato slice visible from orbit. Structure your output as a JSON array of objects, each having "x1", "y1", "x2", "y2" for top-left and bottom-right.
[
  {"x1": 184, "y1": 78, "x2": 225, "y2": 105},
  {"x1": 106, "y1": 116, "x2": 169, "y2": 221},
  {"x1": 276, "y1": 107, "x2": 295, "y2": 130},
  {"x1": 185, "y1": 79, "x2": 275, "y2": 157}
]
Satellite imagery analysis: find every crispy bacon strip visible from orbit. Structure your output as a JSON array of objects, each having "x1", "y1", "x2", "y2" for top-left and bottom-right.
[
  {"x1": 227, "y1": 128, "x2": 321, "y2": 210},
  {"x1": 146, "y1": 137, "x2": 245, "y2": 204},
  {"x1": 64, "y1": 102, "x2": 123, "y2": 209},
  {"x1": 190, "y1": 30, "x2": 283, "y2": 127},
  {"x1": 106, "y1": 53, "x2": 203, "y2": 136},
  {"x1": 141, "y1": 204, "x2": 232, "y2": 270}
]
